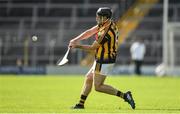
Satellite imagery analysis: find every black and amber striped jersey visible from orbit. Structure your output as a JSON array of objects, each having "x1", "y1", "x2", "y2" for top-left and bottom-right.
[{"x1": 95, "y1": 21, "x2": 119, "y2": 64}]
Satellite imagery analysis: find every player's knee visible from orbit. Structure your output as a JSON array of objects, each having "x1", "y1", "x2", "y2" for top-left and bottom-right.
[
  {"x1": 94, "y1": 84, "x2": 102, "y2": 92},
  {"x1": 85, "y1": 74, "x2": 93, "y2": 83},
  {"x1": 85, "y1": 77, "x2": 93, "y2": 85}
]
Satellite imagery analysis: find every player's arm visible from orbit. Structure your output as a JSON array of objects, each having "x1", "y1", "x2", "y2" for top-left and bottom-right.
[
  {"x1": 72, "y1": 41, "x2": 100, "y2": 51},
  {"x1": 69, "y1": 25, "x2": 98, "y2": 45}
]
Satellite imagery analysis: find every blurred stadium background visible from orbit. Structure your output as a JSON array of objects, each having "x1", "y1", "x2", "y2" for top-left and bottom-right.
[{"x1": 0, "y1": 0, "x2": 180, "y2": 76}]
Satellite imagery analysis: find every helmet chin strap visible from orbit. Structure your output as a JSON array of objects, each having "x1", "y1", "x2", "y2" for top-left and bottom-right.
[{"x1": 98, "y1": 17, "x2": 110, "y2": 26}]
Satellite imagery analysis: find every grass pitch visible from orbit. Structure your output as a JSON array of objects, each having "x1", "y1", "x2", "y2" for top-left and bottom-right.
[{"x1": 0, "y1": 75, "x2": 180, "y2": 113}]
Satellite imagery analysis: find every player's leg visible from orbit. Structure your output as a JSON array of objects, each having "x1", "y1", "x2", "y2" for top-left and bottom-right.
[
  {"x1": 93, "y1": 62, "x2": 123, "y2": 96},
  {"x1": 93, "y1": 73, "x2": 123, "y2": 97},
  {"x1": 81, "y1": 69, "x2": 94, "y2": 96},
  {"x1": 93, "y1": 63, "x2": 135, "y2": 109},
  {"x1": 94, "y1": 73, "x2": 135, "y2": 109},
  {"x1": 73, "y1": 69, "x2": 94, "y2": 109}
]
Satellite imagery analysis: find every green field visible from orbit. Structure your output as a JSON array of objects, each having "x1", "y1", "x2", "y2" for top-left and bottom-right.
[{"x1": 0, "y1": 75, "x2": 180, "y2": 113}]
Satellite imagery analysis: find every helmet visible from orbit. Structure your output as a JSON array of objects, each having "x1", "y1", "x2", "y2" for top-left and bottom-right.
[{"x1": 96, "y1": 7, "x2": 112, "y2": 18}]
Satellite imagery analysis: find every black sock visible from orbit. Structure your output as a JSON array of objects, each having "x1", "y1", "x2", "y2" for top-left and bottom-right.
[
  {"x1": 78, "y1": 95, "x2": 87, "y2": 106},
  {"x1": 116, "y1": 90, "x2": 124, "y2": 99}
]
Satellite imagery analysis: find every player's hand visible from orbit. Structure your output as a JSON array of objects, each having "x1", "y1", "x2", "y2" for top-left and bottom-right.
[
  {"x1": 69, "y1": 40, "x2": 77, "y2": 49},
  {"x1": 69, "y1": 43, "x2": 77, "y2": 49}
]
